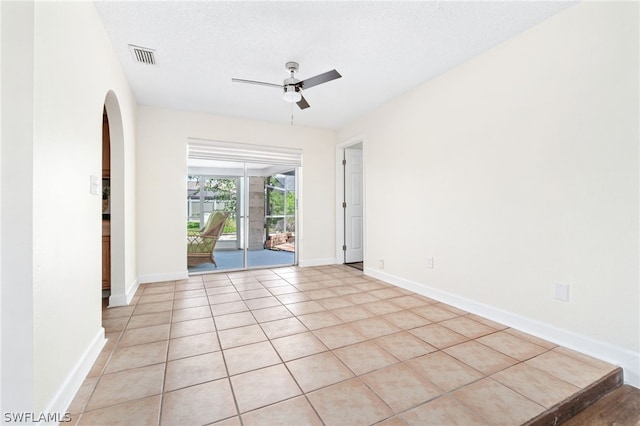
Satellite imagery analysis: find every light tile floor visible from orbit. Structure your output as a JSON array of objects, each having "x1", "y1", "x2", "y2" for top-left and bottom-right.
[{"x1": 69, "y1": 265, "x2": 619, "y2": 425}]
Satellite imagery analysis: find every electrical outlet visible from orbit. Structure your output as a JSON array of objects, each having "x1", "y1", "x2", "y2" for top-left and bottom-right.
[
  {"x1": 379, "y1": 259, "x2": 384, "y2": 269},
  {"x1": 426, "y1": 257, "x2": 434, "y2": 269},
  {"x1": 554, "y1": 283, "x2": 570, "y2": 302}
]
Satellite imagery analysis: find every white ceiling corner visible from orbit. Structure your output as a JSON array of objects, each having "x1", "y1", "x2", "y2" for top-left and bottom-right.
[{"x1": 94, "y1": 1, "x2": 576, "y2": 129}]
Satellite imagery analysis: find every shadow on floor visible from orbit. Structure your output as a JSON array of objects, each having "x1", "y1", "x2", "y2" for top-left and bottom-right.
[{"x1": 345, "y1": 262, "x2": 363, "y2": 271}]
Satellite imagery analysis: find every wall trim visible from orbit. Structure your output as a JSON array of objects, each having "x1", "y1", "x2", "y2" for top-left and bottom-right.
[
  {"x1": 299, "y1": 257, "x2": 338, "y2": 268},
  {"x1": 109, "y1": 277, "x2": 139, "y2": 307},
  {"x1": 365, "y1": 267, "x2": 640, "y2": 387},
  {"x1": 138, "y1": 271, "x2": 188, "y2": 284},
  {"x1": 45, "y1": 328, "x2": 105, "y2": 418}
]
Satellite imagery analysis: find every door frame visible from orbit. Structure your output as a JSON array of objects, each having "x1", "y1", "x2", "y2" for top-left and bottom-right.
[{"x1": 335, "y1": 136, "x2": 366, "y2": 265}]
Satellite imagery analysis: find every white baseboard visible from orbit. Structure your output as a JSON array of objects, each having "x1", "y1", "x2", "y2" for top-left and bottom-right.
[
  {"x1": 299, "y1": 257, "x2": 338, "y2": 268},
  {"x1": 365, "y1": 267, "x2": 640, "y2": 388},
  {"x1": 44, "y1": 328, "x2": 106, "y2": 420},
  {"x1": 138, "y1": 271, "x2": 188, "y2": 284},
  {"x1": 109, "y1": 277, "x2": 139, "y2": 307}
]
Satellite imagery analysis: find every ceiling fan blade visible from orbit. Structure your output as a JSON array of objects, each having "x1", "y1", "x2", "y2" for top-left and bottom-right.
[
  {"x1": 296, "y1": 95, "x2": 310, "y2": 110},
  {"x1": 297, "y1": 69, "x2": 341, "y2": 90},
  {"x1": 231, "y1": 78, "x2": 283, "y2": 89}
]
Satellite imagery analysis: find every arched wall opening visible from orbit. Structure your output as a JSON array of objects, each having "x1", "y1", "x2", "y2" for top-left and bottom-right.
[{"x1": 103, "y1": 90, "x2": 127, "y2": 306}]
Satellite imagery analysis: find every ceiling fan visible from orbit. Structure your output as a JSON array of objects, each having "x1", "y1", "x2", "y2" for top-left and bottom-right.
[{"x1": 232, "y1": 62, "x2": 341, "y2": 110}]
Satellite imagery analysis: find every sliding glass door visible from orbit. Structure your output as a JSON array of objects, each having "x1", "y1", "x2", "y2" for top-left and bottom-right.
[
  {"x1": 187, "y1": 159, "x2": 297, "y2": 273},
  {"x1": 246, "y1": 165, "x2": 296, "y2": 269}
]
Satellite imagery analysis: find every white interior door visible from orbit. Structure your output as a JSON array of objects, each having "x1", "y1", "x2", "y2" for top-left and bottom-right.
[{"x1": 344, "y1": 147, "x2": 363, "y2": 263}]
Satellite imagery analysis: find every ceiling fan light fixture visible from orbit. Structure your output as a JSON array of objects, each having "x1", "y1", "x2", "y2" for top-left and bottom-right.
[
  {"x1": 282, "y1": 85, "x2": 301, "y2": 103},
  {"x1": 233, "y1": 62, "x2": 341, "y2": 111}
]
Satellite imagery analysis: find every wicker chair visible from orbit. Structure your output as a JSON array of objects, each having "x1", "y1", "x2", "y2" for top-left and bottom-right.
[{"x1": 187, "y1": 211, "x2": 231, "y2": 267}]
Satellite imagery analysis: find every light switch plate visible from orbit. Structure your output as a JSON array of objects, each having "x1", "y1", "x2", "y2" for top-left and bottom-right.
[{"x1": 90, "y1": 175, "x2": 100, "y2": 195}]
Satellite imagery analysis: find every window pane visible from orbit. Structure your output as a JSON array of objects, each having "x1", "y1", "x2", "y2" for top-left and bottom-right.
[
  {"x1": 267, "y1": 187, "x2": 285, "y2": 216},
  {"x1": 204, "y1": 178, "x2": 238, "y2": 237},
  {"x1": 187, "y1": 176, "x2": 202, "y2": 233}
]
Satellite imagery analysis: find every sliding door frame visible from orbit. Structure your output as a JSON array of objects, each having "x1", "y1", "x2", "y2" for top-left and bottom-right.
[{"x1": 187, "y1": 139, "x2": 302, "y2": 273}]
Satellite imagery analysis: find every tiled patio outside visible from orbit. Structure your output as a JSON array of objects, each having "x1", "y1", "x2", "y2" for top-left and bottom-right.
[{"x1": 69, "y1": 265, "x2": 620, "y2": 425}]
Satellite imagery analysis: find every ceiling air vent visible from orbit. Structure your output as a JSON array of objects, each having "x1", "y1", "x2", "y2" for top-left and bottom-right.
[{"x1": 128, "y1": 45, "x2": 156, "y2": 65}]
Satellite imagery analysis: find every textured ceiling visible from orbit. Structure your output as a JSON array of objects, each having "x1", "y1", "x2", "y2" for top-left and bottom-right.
[{"x1": 94, "y1": 1, "x2": 575, "y2": 129}]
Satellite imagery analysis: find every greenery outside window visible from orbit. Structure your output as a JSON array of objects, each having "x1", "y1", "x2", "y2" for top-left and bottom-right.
[
  {"x1": 265, "y1": 173, "x2": 295, "y2": 239},
  {"x1": 187, "y1": 176, "x2": 239, "y2": 239}
]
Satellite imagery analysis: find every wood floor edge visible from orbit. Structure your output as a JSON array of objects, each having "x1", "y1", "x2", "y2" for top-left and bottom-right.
[
  {"x1": 525, "y1": 367, "x2": 624, "y2": 426},
  {"x1": 561, "y1": 384, "x2": 640, "y2": 425}
]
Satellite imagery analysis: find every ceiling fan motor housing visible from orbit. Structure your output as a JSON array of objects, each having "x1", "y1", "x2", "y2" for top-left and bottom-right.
[
  {"x1": 285, "y1": 61, "x2": 299, "y2": 73},
  {"x1": 284, "y1": 62, "x2": 300, "y2": 86}
]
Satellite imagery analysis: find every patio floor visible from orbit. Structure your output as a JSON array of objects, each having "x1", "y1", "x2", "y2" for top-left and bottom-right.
[{"x1": 188, "y1": 249, "x2": 295, "y2": 273}]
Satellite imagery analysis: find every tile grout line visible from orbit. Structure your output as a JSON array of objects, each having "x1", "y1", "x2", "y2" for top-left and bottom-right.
[
  {"x1": 156, "y1": 278, "x2": 180, "y2": 426},
  {"x1": 209, "y1": 272, "x2": 244, "y2": 426},
  {"x1": 77, "y1": 265, "x2": 621, "y2": 425},
  {"x1": 75, "y1": 298, "x2": 137, "y2": 421}
]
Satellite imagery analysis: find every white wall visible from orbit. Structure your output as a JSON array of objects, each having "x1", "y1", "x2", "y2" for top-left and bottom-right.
[
  {"x1": 0, "y1": 1, "x2": 138, "y2": 413},
  {"x1": 338, "y1": 2, "x2": 639, "y2": 381},
  {"x1": 1, "y1": 1, "x2": 35, "y2": 414},
  {"x1": 0, "y1": 1, "x2": 3, "y2": 414},
  {"x1": 136, "y1": 107, "x2": 336, "y2": 281}
]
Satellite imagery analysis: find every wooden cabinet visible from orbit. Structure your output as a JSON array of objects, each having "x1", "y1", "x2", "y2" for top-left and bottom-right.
[
  {"x1": 102, "y1": 113, "x2": 110, "y2": 177},
  {"x1": 102, "y1": 111, "x2": 111, "y2": 290},
  {"x1": 102, "y1": 221, "x2": 110, "y2": 290}
]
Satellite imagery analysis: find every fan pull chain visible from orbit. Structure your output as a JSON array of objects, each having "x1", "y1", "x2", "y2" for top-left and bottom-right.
[{"x1": 290, "y1": 101, "x2": 294, "y2": 126}]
